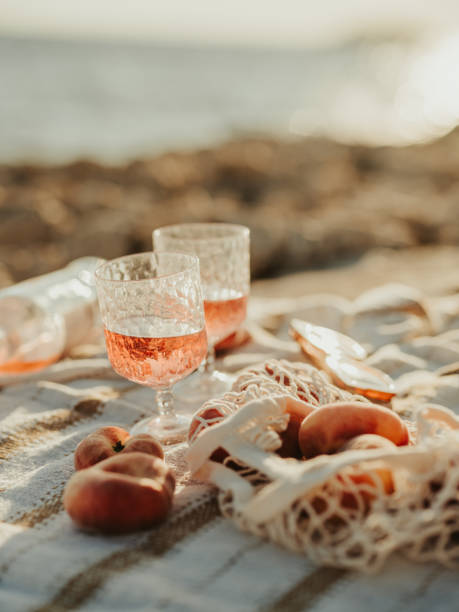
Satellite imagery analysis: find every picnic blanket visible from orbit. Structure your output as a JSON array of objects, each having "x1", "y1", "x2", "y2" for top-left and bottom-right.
[{"x1": 1, "y1": 280, "x2": 459, "y2": 612}]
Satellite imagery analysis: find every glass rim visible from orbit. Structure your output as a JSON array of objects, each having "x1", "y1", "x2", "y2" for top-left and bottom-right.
[
  {"x1": 94, "y1": 251, "x2": 200, "y2": 284},
  {"x1": 153, "y1": 222, "x2": 250, "y2": 245}
]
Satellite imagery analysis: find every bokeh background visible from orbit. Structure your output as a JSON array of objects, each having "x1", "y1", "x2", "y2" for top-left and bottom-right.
[{"x1": 1, "y1": 0, "x2": 459, "y2": 287}]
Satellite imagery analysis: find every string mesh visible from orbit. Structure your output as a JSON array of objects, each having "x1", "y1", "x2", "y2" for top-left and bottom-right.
[{"x1": 188, "y1": 359, "x2": 459, "y2": 571}]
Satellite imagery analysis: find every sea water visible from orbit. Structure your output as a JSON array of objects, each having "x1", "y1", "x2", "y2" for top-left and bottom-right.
[{"x1": 0, "y1": 33, "x2": 454, "y2": 162}]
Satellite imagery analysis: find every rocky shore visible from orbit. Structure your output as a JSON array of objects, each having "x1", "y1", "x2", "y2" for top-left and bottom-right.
[{"x1": 1, "y1": 129, "x2": 459, "y2": 288}]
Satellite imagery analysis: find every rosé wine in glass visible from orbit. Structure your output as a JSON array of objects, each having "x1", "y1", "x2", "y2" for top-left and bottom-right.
[
  {"x1": 203, "y1": 291, "x2": 248, "y2": 345},
  {"x1": 0, "y1": 355, "x2": 60, "y2": 375},
  {"x1": 153, "y1": 223, "x2": 250, "y2": 404},
  {"x1": 104, "y1": 319, "x2": 207, "y2": 387},
  {"x1": 94, "y1": 251, "x2": 206, "y2": 444}
]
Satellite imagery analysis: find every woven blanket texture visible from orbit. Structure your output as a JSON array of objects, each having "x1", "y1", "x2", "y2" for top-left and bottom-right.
[{"x1": 1, "y1": 281, "x2": 459, "y2": 611}]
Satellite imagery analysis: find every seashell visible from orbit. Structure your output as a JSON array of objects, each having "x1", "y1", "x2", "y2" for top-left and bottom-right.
[
  {"x1": 324, "y1": 355, "x2": 396, "y2": 401},
  {"x1": 289, "y1": 318, "x2": 367, "y2": 364},
  {"x1": 289, "y1": 318, "x2": 395, "y2": 401}
]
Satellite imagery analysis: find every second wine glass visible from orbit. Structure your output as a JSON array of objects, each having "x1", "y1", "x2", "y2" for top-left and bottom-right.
[{"x1": 153, "y1": 223, "x2": 250, "y2": 403}]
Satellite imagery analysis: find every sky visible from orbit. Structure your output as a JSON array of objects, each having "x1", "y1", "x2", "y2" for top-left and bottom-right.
[{"x1": 1, "y1": 0, "x2": 459, "y2": 47}]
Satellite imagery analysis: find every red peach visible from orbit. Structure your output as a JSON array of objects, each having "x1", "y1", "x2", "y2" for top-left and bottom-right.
[
  {"x1": 64, "y1": 452, "x2": 175, "y2": 533},
  {"x1": 277, "y1": 398, "x2": 315, "y2": 459},
  {"x1": 339, "y1": 434, "x2": 396, "y2": 501},
  {"x1": 188, "y1": 406, "x2": 230, "y2": 463},
  {"x1": 188, "y1": 407, "x2": 227, "y2": 443},
  {"x1": 74, "y1": 426, "x2": 163, "y2": 470},
  {"x1": 298, "y1": 401, "x2": 409, "y2": 459},
  {"x1": 121, "y1": 433, "x2": 164, "y2": 459},
  {"x1": 339, "y1": 433, "x2": 397, "y2": 453}
]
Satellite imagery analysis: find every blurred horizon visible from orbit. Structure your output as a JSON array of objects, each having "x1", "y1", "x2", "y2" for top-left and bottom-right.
[
  {"x1": 2, "y1": 0, "x2": 459, "y2": 49},
  {"x1": 2, "y1": 2, "x2": 459, "y2": 163},
  {"x1": 0, "y1": 26, "x2": 422, "y2": 52}
]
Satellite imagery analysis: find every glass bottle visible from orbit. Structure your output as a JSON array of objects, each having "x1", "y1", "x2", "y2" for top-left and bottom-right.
[{"x1": 0, "y1": 257, "x2": 103, "y2": 375}]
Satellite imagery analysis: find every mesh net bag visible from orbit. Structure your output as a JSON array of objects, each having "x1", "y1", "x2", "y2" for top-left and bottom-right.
[{"x1": 187, "y1": 359, "x2": 459, "y2": 572}]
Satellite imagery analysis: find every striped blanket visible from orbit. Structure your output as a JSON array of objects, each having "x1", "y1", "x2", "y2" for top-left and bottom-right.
[{"x1": 1, "y1": 283, "x2": 459, "y2": 612}]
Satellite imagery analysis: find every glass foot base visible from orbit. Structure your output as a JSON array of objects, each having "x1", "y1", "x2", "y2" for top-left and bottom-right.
[
  {"x1": 173, "y1": 369, "x2": 236, "y2": 408},
  {"x1": 130, "y1": 413, "x2": 190, "y2": 445}
]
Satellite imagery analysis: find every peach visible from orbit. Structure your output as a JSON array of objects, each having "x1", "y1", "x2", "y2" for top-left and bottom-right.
[
  {"x1": 339, "y1": 434, "x2": 396, "y2": 498},
  {"x1": 64, "y1": 452, "x2": 175, "y2": 533},
  {"x1": 298, "y1": 401, "x2": 409, "y2": 459},
  {"x1": 339, "y1": 433, "x2": 397, "y2": 453},
  {"x1": 188, "y1": 406, "x2": 228, "y2": 443},
  {"x1": 188, "y1": 406, "x2": 231, "y2": 463},
  {"x1": 74, "y1": 426, "x2": 163, "y2": 470},
  {"x1": 277, "y1": 398, "x2": 315, "y2": 459},
  {"x1": 122, "y1": 433, "x2": 164, "y2": 458}
]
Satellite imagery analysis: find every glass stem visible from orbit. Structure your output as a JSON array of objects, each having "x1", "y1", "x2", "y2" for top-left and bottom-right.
[
  {"x1": 204, "y1": 344, "x2": 216, "y2": 376},
  {"x1": 156, "y1": 388, "x2": 175, "y2": 420}
]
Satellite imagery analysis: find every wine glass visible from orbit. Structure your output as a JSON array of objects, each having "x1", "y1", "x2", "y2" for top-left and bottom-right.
[
  {"x1": 153, "y1": 223, "x2": 250, "y2": 403},
  {"x1": 94, "y1": 252, "x2": 207, "y2": 444}
]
